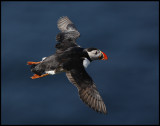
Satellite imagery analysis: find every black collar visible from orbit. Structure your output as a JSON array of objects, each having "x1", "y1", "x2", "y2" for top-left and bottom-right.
[{"x1": 83, "y1": 49, "x2": 92, "y2": 62}]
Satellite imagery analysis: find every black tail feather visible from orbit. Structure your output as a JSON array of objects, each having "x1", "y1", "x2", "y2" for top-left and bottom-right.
[{"x1": 30, "y1": 64, "x2": 44, "y2": 76}]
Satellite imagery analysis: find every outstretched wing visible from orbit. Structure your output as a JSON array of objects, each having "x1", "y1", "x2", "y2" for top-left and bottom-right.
[
  {"x1": 55, "y1": 16, "x2": 80, "y2": 53},
  {"x1": 66, "y1": 66, "x2": 107, "y2": 114},
  {"x1": 57, "y1": 16, "x2": 80, "y2": 41}
]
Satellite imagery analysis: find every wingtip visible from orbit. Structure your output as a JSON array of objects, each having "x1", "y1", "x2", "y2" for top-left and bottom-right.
[
  {"x1": 59, "y1": 16, "x2": 68, "y2": 19},
  {"x1": 103, "y1": 110, "x2": 108, "y2": 115},
  {"x1": 58, "y1": 16, "x2": 69, "y2": 22}
]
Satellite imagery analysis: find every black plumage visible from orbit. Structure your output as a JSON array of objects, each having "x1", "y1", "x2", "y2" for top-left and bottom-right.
[{"x1": 28, "y1": 16, "x2": 107, "y2": 114}]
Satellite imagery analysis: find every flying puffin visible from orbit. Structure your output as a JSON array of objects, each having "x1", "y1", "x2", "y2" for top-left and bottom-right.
[{"x1": 27, "y1": 16, "x2": 108, "y2": 114}]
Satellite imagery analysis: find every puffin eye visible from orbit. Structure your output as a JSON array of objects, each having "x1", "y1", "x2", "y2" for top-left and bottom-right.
[{"x1": 95, "y1": 51, "x2": 97, "y2": 55}]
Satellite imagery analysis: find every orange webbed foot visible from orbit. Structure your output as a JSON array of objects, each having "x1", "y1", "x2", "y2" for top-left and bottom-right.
[
  {"x1": 27, "y1": 61, "x2": 41, "y2": 65},
  {"x1": 31, "y1": 73, "x2": 49, "y2": 79}
]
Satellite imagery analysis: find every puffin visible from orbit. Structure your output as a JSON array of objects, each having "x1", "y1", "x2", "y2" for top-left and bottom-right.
[{"x1": 27, "y1": 16, "x2": 108, "y2": 114}]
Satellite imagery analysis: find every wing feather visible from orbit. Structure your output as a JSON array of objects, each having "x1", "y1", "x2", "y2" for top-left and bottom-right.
[
  {"x1": 57, "y1": 16, "x2": 80, "y2": 40},
  {"x1": 56, "y1": 16, "x2": 80, "y2": 52},
  {"x1": 57, "y1": 16, "x2": 73, "y2": 32},
  {"x1": 66, "y1": 68, "x2": 107, "y2": 114}
]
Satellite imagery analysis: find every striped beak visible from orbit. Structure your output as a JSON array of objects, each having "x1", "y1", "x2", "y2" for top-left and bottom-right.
[{"x1": 100, "y1": 51, "x2": 108, "y2": 60}]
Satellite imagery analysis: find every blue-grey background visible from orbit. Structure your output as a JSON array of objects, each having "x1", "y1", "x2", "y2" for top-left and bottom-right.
[{"x1": 1, "y1": 1, "x2": 159, "y2": 125}]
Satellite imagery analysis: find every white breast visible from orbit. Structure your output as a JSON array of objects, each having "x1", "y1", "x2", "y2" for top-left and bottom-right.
[{"x1": 83, "y1": 58, "x2": 90, "y2": 68}]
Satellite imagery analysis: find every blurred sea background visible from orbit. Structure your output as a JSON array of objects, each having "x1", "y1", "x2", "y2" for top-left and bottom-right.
[{"x1": 1, "y1": 1, "x2": 159, "y2": 125}]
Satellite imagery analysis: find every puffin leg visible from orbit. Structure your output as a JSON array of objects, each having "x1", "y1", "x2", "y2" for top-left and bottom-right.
[
  {"x1": 31, "y1": 73, "x2": 49, "y2": 79},
  {"x1": 27, "y1": 61, "x2": 41, "y2": 65}
]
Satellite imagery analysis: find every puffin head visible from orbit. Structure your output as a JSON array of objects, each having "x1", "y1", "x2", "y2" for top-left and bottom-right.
[{"x1": 85, "y1": 48, "x2": 108, "y2": 61}]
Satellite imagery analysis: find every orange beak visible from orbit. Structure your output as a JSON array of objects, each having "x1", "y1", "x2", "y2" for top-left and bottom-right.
[{"x1": 100, "y1": 51, "x2": 108, "y2": 60}]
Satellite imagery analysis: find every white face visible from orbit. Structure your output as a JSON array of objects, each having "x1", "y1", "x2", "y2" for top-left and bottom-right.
[{"x1": 87, "y1": 49, "x2": 102, "y2": 60}]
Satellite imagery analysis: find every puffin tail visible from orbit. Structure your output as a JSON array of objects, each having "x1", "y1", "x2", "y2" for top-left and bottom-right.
[{"x1": 27, "y1": 61, "x2": 47, "y2": 79}]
